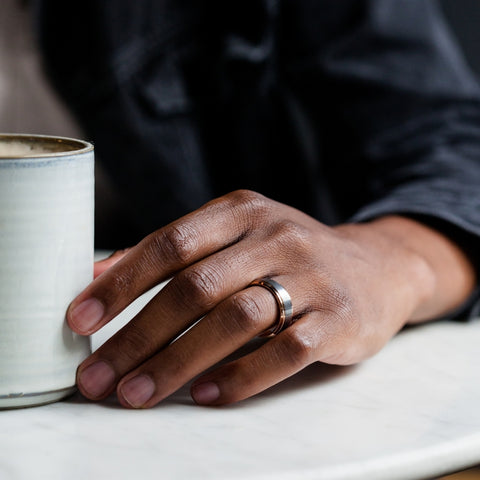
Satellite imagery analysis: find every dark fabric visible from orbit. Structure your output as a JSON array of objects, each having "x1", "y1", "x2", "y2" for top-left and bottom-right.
[{"x1": 34, "y1": 0, "x2": 480, "y2": 316}]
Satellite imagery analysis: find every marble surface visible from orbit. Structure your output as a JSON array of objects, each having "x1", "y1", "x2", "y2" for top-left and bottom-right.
[{"x1": 2, "y1": 283, "x2": 480, "y2": 480}]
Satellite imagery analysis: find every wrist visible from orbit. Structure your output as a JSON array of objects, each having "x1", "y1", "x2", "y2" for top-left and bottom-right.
[
  {"x1": 363, "y1": 218, "x2": 437, "y2": 321},
  {"x1": 336, "y1": 217, "x2": 436, "y2": 323},
  {"x1": 343, "y1": 215, "x2": 475, "y2": 322}
]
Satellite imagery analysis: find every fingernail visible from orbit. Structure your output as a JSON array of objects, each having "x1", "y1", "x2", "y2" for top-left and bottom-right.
[
  {"x1": 69, "y1": 298, "x2": 105, "y2": 332},
  {"x1": 120, "y1": 375, "x2": 155, "y2": 408},
  {"x1": 78, "y1": 361, "x2": 115, "y2": 398},
  {"x1": 191, "y1": 382, "x2": 220, "y2": 405}
]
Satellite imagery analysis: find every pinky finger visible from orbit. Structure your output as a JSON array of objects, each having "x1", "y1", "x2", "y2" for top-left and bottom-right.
[{"x1": 190, "y1": 318, "x2": 321, "y2": 406}]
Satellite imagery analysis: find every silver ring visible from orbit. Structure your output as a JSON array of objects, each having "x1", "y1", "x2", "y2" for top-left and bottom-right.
[{"x1": 248, "y1": 278, "x2": 293, "y2": 337}]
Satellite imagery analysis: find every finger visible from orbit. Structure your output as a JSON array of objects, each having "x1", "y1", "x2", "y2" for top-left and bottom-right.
[
  {"x1": 75, "y1": 284, "x2": 279, "y2": 403},
  {"x1": 113, "y1": 286, "x2": 281, "y2": 408},
  {"x1": 94, "y1": 249, "x2": 131, "y2": 278},
  {"x1": 67, "y1": 191, "x2": 266, "y2": 334},
  {"x1": 190, "y1": 316, "x2": 327, "y2": 406},
  {"x1": 190, "y1": 296, "x2": 377, "y2": 406},
  {"x1": 75, "y1": 266, "x2": 297, "y2": 402}
]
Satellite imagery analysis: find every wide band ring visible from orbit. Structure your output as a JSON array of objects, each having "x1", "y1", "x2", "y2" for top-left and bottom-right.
[{"x1": 248, "y1": 278, "x2": 293, "y2": 337}]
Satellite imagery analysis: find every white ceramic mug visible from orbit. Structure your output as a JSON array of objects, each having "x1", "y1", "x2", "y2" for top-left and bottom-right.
[{"x1": 0, "y1": 134, "x2": 94, "y2": 408}]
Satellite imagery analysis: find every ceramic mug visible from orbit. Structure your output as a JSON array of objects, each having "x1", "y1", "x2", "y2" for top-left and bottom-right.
[{"x1": 0, "y1": 134, "x2": 94, "y2": 408}]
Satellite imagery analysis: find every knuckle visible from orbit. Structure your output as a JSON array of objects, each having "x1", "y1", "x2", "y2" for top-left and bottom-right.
[
  {"x1": 149, "y1": 224, "x2": 198, "y2": 265},
  {"x1": 110, "y1": 270, "x2": 136, "y2": 294},
  {"x1": 110, "y1": 323, "x2": 154, "y2": 364},
  {"x1": 176, "y1": 265, "x2": 222, "y2": 311},
  {"x1": 227, "y1": 293, "x2": 265, "y2": 335},
  {"x1": 273, "y1": 220, "x2": 311, "y2": 247},
  {"x1": 95, "y1": 268, "x2": 137, "y2": 307},
  {"x1": 266, "y1": 220, "x2": 312, "y2": 264},
  {"x1": 225, "y1": 189, "x2": 269, "y2": 215},
  {"x1": 159, "y1": 348, "x2": 189, "y2": 379},
  {"x1": 279, "y1": 326, "x2": 316, "y2": 367}
]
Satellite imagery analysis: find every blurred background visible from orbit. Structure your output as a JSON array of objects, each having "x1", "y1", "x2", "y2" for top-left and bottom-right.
[{"x1": 1, "y1": 0, "x2": 479, "y2": 135}]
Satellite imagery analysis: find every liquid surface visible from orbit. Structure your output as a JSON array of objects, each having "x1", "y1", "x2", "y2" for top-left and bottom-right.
[{"x1": 0, "y1": 135, "x2": 91, "y2": 158}]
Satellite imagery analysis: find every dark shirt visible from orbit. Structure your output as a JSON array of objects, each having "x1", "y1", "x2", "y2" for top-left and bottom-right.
[{"x1": 34, "y1": 0, "x2": 480, "y2": 315}]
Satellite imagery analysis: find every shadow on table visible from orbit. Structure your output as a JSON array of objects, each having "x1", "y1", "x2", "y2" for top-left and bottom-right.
[
  {"x1": 246, "y1": 361, "x2": 356, "y2": 403},
  {"x1": 66, "y1": 338, "x2": 356, "y2": 410}
]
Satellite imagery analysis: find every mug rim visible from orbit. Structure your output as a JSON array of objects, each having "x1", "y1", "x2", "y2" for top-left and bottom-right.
[{"x1": 0, "y1": 133, "x2": 93, "y2": 159}]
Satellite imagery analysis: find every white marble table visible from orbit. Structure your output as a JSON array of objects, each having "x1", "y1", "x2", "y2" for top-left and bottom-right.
[{"x1": 1, "y1": 283, "x2": 480, "y2": 480}]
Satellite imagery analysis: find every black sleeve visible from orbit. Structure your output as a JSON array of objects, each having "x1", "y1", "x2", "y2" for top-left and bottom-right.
[
  {"x1": 346, "y1": 1, "x2": 480, "y2": 318},
  {"x1": 283, "y1": 0, "x2": 480, "y2": 318}
]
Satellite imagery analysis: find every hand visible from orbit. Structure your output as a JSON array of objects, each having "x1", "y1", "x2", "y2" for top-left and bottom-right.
[{"x1": 67, "y1": 190, "x2": 475, "y2": 408}]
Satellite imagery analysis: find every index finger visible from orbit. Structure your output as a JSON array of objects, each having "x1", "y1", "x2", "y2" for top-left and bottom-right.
[
  {"x1": 67, "y1": 190, "x2": 266, "y2": 334},
  {"x1": 93, "y1": 249, "x2": 131, "y2": 278}
]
